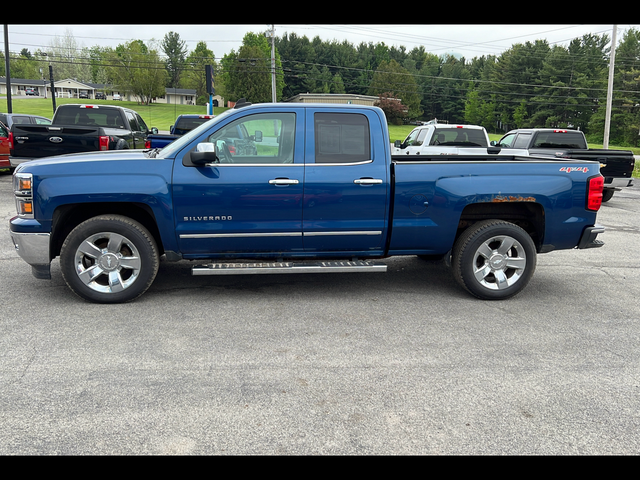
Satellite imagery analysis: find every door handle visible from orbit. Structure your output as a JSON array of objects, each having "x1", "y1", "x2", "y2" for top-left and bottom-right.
[
  {"x1": 269, "y1": 178, "x2": 299, "y2": 185},
  {"x1": 354, "y1": 178, "x2": 383, "y2": 185}
]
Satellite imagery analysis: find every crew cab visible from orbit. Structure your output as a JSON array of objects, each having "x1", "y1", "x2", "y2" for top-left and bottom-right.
[
  {"x1": 392, "y1": 123, "x2": 528, "y2": 156},
  {"x1": 9, "y1": 104, "x2": 155, "y2": 167},
  {"x1": 144, "y1": 114, "x2": 215, "y2": 149},
  {"x1": 9, "y1": 102, "x2": 605, "y2": 304},
  {"x1": 494, "y1": 128, "x2": 635, "y2": 202}
]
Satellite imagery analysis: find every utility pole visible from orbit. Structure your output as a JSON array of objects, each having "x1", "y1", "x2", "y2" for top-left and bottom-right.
[
  {"x1": 269, "y1": 25, "x2": 276, "y2": 103},
  {"x1": 3, "y1": 24, "x2": 12, "y2": 113},
  {"x1": 603, "y1": 25, "x2": 618, "y2": 149},
  {"x1": 48, "y1": 59, "x2": 56, "y2": 114}
]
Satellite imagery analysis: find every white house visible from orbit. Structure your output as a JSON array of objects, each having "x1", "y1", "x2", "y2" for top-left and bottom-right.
[{"x1": 1, "y1": 77, "x2": 216, "y2": 105}]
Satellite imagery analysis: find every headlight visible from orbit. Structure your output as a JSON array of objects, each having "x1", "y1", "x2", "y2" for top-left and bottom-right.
[{"x1": 14, "y1": 172, "x2": 34, "y2": 218}]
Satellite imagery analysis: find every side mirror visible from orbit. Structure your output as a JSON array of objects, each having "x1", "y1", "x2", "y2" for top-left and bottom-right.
[
  {"x1": 394, "y1": 140, "x2": 403, "y2": 148},
  {"x1": 253, "y1": 130, "x2": 263, "y2": 142},
  {"x1": 151, "y1": 127, "x2": 158, "y2": 135},
  {"x1": 490, "y1": 140, "x2": 496, "y2": 146},
  {"x1": 191, "y1": 142, "x2": 218, "y2": 165}
]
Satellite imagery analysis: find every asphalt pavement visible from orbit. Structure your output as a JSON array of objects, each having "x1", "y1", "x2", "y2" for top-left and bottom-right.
[{"x1": 0, "y1": 171, "x2": 638, "y2": 455}]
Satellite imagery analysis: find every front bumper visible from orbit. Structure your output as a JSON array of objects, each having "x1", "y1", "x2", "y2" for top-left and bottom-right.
[
  {"x1": 9, "y1": 231, "x2": 51, "y2": 279},
  {"x1": 578, "y1": 225, "x2": 605, "y2": 249}
]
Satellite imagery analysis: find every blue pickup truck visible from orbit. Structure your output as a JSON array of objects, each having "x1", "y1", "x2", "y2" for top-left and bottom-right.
[
  {"x1": 144, "y1": 114, "x2": 215, "y2": 149},
  {"x1": 9, "y1": 102, "x2": 605, "y2": 303}
]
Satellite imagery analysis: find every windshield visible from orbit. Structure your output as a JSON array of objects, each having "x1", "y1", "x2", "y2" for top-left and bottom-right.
[
  {"x1": 531, "y1": 132, "x2": 587, "y2": 149},
  {"x1": 54, "y1": 106, "x2": 124, "y2": 128},
  {"x1": 156, "y1": 109, "x2": 235, "y2": 158},
  {"x1": 429, "y1": 128, "x2": 488, "y2": 147}
]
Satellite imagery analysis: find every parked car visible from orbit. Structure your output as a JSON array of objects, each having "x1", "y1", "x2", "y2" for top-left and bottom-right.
[
  {"x1": 113, "y1": 94, "x2": 122, "y2": 101},
  {"x1": 0, "y1": 113, "x2": 52, "y2": 129},
  {"x1": 95, "y1": 92, "x2": 107, "y2": 100},
  {"x1": 25, "y1": 87, "x2": 39, "y2": 96},
  {"x1": 0, "y1": 121, "x2": 10, "y2": 170},
  {"x1": 79, "y1": 92, "x2": 89, "y2": 99}
]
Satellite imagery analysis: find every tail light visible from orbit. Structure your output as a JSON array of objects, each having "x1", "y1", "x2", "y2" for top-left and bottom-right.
[
  {"x1": 145, "y1": 140, "x2": 151, "y2": 149},
  {"x1": 587, "y1": 175, "x2": 604, "y2": 211},
  {"x1": 8, "y1": 131, "x2": 13, "y2": 150},
  {"x1": 99, "y1": 136, "x2": 109, "y2": 151}
]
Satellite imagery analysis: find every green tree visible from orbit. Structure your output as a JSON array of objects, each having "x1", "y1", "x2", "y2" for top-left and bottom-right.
[
  {"x1": 464, "y1": 86, "x2": 482, "y2": 124},
  {"x1": 46, "y1": 28, "x2": 90, "y2": 82},
  {"x1": 182, "y1": 41, "x2": 216, "y2": 104},
  {"x1": 488, "y1": 40, "x2": 550, "y2": 130},
  {"x1": 512, "y1": 100, "x2": 528, "y2": 128},
  {"x1": 161, "y1": 31, "x2": 188, "y2": 88},
  {"x1": 531, "y1": 34, "x2": 608, "y2": 130},
  {"x1": 368, "y1": 59, "x2": 422, "y2": 120},
  {"x1": 436, "y1": 55, "x2": 472, "y2": 122},
  {"x1": 331, "y1": 73, "x2": 346, "y2": 94},
  {"x1": 87, "y1": 46, "x2": 110, "y2": 85},
  {"x1": 218, "y1": 31, "x2": 283, "y2": 103},
  {"x1": 106, "y1": 40, "x2": 167, "y2": 105},
  {"x1": 276, "y1": 32, "x2": 316, "y2": 97}
]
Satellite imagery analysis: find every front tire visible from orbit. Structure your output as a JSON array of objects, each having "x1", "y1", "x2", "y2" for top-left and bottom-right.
[
  {"x1": 452, "y1": 220, "x2": 536, "y2": 300},
  {"x1": 60, "y1": 215, "x2": 159, "y2": 303}
]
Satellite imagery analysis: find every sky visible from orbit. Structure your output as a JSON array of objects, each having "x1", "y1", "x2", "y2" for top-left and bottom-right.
[{"x1": 2, "y1": 24, "x2": 638, "y2": 60}]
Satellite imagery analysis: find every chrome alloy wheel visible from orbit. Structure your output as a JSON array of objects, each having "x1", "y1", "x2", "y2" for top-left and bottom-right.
[
  {"x1": 472, "y1": 235, "x2": 527, "y2": 290},
  {"x1": 74, "y1": 231, "x2": 142, "y2": 294}
]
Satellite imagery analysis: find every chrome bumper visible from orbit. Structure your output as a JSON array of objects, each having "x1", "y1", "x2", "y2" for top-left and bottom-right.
[
  {"x1": 9, "y1": 156, "x2": 36, "y2": 167},
  {"x1": 604, "y1": 177, "x2": 634, "y2": 188},
  {"x1": 10, "y1": 231, "x2": 51, "y2": 279}
]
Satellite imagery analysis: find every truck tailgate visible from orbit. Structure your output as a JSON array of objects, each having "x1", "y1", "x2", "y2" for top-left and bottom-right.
[
  {"x1": 11, "y1": 124, "x2": 104, "y2": 158},
  {"x1": 561, "y1": 149, "x2": 635, "y2": 180}
]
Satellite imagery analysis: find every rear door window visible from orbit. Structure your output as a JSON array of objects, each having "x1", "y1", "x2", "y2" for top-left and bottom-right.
[{"x1": 314, "y1": 112, "x2": 370, "y2": 164}]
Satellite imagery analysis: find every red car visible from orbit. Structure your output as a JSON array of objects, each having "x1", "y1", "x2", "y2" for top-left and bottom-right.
[{"x1": 0, "y1": 122, "x2": 10, "y2": 170}]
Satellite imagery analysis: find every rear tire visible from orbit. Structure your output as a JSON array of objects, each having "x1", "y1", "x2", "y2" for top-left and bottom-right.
[
  {"x1": 452, "y1": 220, "x2": 536, "y2": 300},
  {"x1": 60, "y1": 215, "x2": 159, "y2": 303},
  {"x1": 602, "y1": 189, "x2": 615, "y2": 202}
]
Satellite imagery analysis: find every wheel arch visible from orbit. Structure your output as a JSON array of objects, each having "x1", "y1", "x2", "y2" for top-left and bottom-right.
[
  {"x1": 455, "y1": 202, "x2": 545, "y2": 251},
  {"x1": 51, "y1": 202, "x2": 164, "y2": 260}
]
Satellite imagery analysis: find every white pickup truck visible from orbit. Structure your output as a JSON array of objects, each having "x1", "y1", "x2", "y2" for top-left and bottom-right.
[{"x1": 392, "y1": 123, "x2": 528, "y2": 156}]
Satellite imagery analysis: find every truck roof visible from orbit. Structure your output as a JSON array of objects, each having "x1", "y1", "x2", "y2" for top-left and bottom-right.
[
  {"x1": 503, "y1": 128, "x2": 583, "y2": 135},
  {"x1": 55, "y1": 103, "x2": 139, "y2": 114},
  {"x1": 232, "y1": 102, "x2": 383, "y2": 111}
]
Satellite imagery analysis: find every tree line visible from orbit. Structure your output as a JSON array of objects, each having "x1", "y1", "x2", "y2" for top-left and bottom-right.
[{"x1": 2, "y1": 27, "x2": 640, "y2": 145}]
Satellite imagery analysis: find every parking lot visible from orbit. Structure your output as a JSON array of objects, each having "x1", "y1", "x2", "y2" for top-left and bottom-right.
[{"x1": 0, "y1": 170, "x2": 639, "y2": 455}]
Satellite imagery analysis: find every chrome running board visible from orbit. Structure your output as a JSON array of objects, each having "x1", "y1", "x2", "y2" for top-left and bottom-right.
[{"x1": 192, "y1": 260, "x2": 387, "y2": 276}]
